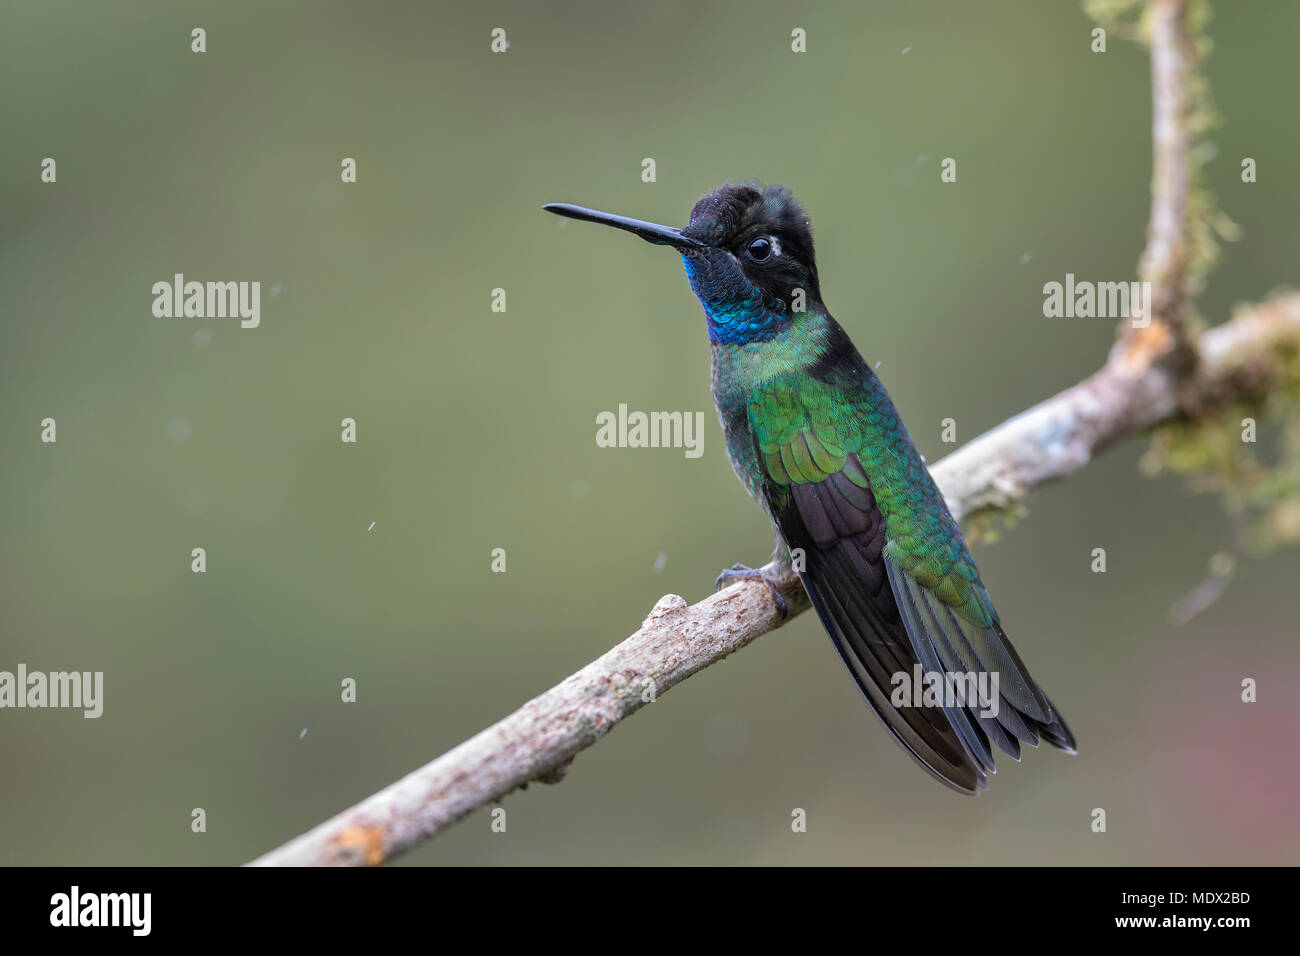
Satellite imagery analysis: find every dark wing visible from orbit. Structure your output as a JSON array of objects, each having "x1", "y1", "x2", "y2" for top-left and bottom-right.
[{"x1": 750, "y1": 370, "x2": 1074, "y2": 793}]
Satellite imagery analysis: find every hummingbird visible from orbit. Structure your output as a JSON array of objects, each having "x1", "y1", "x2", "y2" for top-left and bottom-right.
[{"x1": 544, "y1": 183, "x2": 1075, "y2": 793}]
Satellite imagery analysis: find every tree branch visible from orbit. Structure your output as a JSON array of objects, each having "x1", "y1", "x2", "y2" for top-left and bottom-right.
[
  {"x1": 934, "y1": 294, "x2": 1299, "y2": 525},
  {"x1": 1140, "y1": 0, "x2": 1197, "y2": 347}
]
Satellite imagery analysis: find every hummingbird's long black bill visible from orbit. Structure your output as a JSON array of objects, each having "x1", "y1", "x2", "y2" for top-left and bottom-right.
[{"x1": 543, "y1": 202, "x2": 705, "y2": 250}]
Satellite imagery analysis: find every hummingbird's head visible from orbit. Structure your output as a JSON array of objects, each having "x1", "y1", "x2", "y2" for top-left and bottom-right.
[
  {"x1": 543, "y1": 182, "x2": 822, "y2": 345},
  {"x1": 679, "y1": 181, "x2": 820, "y2": 305}
]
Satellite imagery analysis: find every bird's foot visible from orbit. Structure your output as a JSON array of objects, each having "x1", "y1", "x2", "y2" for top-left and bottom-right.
[{"x1": 714, "y1": 563, "x2": 788, "y2": 620}]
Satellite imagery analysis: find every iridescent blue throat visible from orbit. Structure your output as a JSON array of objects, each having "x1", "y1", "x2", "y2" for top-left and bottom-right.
[{"x1": 682, "y1": 254, "x2": 791, "y2": 345}]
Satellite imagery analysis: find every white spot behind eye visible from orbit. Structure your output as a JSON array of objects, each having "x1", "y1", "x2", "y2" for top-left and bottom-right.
[{"x1": 764, "y1": 236, "x2": 781, "y2": 258}]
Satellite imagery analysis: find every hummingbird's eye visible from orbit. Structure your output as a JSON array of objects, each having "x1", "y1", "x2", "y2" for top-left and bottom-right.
[{"x1": 746, "y1": 236, "x2": 773, "y2": 261}]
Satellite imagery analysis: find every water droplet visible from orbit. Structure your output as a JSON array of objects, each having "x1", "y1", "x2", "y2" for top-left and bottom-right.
[{"x1": 168, "y1": 416, "x2": 193, "y2": 443}]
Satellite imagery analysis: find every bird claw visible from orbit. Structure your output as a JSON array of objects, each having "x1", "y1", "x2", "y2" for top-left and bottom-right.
[{"x1": 714, "y1": 563, "x2": 788, "y2": 620}]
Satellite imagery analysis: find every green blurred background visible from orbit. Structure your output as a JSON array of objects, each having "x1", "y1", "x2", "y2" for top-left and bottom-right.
[{"x1": 2, "y1": 0, "x2": 1298, "y2": 866}]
